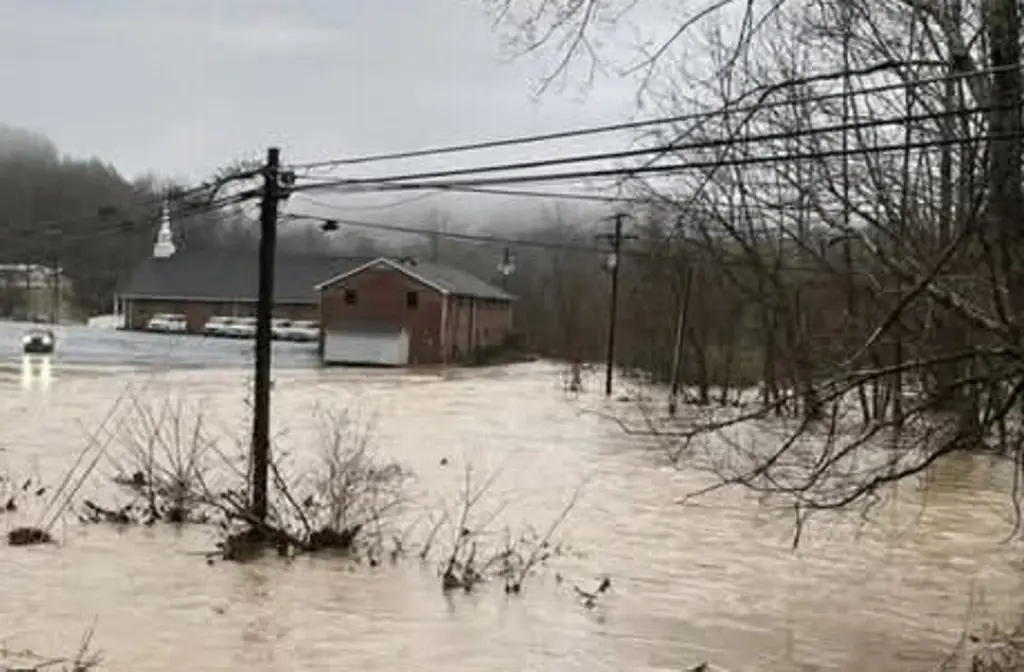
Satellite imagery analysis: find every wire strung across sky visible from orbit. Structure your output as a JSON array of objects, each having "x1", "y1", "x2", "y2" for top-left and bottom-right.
[
  {"x1": 282, "y1": 195, "x2": 899, "y2": 278},
  {"x1": 290, "y1": 129, "x2": 1016, "y2": 196},
  {"x1": 0, "y1": 180, "x2": 235, "y2": 240},
  {"x1": 291, "y1": 102, "x2": 1000, "y2": 195},
  {"x1": 29, "y1": 61, "x2": 999, "y2": 241},
  {"x1": 287, "y1": 61, "x2": 1017, "y2": 173},
  {"x1": 306, "y1": 183, "x2": 653, "y2": 206},
  {"x1": 4, "y1": 62, "x2": 1014, "y2": 266},
  {"x1": 0, "y1": 193, "x2": 252, "y2": 253}
]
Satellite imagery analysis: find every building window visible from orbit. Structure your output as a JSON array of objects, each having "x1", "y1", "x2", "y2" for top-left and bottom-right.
[
  {"x1": 344, "y1": 290, "x2": 357, "y2": 305},
  {"x1": 406, "y1": 291, "x2": 418, "y2": 309}
]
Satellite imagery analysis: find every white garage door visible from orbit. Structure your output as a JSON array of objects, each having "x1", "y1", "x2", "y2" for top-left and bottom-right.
[{"x1": 323, "y1": 329, "x2": 410, "y2": 366}]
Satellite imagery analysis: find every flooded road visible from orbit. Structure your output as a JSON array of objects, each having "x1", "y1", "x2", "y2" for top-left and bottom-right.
[
  {"x1": 0, "y1": 325, "x2": 1021, "y2": 671},
  {"x1": 0, "y1": 320, "x2": 320, "y2": 371}
]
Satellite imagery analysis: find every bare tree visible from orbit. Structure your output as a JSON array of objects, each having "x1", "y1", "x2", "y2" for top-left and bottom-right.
[{"x1": 486, "y1": 0, "x2": 1024, "y2": 535}]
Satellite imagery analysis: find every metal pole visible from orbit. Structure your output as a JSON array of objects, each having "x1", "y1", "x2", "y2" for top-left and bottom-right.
[{"x1": 251, "y1": 147, "x2": 280, "y2": 523}]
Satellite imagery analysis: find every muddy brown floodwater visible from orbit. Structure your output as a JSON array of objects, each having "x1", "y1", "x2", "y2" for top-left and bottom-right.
[{"x1": 0, "y1": 358, "x2": 1021, "y2": 671}]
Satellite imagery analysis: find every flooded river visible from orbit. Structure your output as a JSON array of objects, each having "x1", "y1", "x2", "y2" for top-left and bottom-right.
[{"x1": 0, "y1": 324, "x2": 1021, "y2": 670}]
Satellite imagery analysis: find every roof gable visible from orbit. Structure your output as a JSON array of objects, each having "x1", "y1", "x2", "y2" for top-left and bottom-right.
[
  {"x1": 314, "y1": 257, "x2": 514, "y2": 301},
  {"x1": 313, "y1": 257, "x2": 448, "y2": 295}
]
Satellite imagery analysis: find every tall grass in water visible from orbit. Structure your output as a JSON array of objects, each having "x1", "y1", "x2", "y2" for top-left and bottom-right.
[
  {"x1": 0, "y1": 625, "x2": 102, "y2": 671},
  {"x1": 103, "y1": 394, "x2": 224, "y2": 524}
]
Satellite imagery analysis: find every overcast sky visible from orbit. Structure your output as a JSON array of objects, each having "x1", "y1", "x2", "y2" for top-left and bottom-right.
[{"x1": 0, "y1": 0, "x2": 684, "y2": 222}]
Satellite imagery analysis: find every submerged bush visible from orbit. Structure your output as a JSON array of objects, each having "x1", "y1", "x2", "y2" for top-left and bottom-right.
[{"x1": 34, "y1": 389, "x2": 584, "y2": 596}]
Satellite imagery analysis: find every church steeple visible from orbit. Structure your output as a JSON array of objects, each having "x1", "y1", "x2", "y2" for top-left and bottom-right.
[{"x1": 152, "y1": 198, "x2": 176, "y2": 259}]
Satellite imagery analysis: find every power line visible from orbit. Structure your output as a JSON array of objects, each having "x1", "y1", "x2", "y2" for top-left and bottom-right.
[
  {"x1": 297, "y1": 185, "x2": 648, "y2": 208},
  {"x1": 309, "y1": 191, "x2": 441, "y2": 211},
  {"x1": 290, "y1": 103, "x2": 999, "y2": 194},
  {"x1": 279, "y1": 205, "x2": 894, "y2": 277},
  {"x1": 291, "y1": 193, "x2": 906, "y2": 225},
  {"x1": 288, "y1": 61, "x2": 1017, "y2": 172},
  {"x1": 291, "y1": 129, "x2": 1020, "y2": 194},
  {"x1": 2, "y1": 193, "x2": 249, "y2": 243},
  {"x1": 0, "y1": 194, "x2": 252, "y2": 256},
  {"x1": 7, "y1": 179, "x2": 233, "y2": 238}
]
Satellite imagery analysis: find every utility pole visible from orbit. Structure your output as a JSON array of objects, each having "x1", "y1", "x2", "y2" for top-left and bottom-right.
[
  {"x1": 596, "y1": 213, "x2": 635, "y2": 397},
  {"x1": 251, "y1": 147, "x2": 280, "y2": 523},
  {"x1": 46, "y1": 222, "x2": 62, "y2": 325},
  {"x1": 50, "y1": 244, "x2": 60, "y2": 325},
  {"x1": 668, "y1": 266, "x2": 694, "y2": 417}
]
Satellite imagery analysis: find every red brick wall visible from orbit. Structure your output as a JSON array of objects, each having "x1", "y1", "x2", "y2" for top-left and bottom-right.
[
  {"x1": 319, "y1": 267, "x2": 444, "y2": 364},
  {"x1": 319, "y1": 264, "x2": 516, "y2": 364},
  {"x1": 444, "y1": 296, "x2": 514, "y2": 358},
  {"x1": 124, "y1": 298, "x2": 316, "y2": 333},
  {"x1": 476, "y1": 299, "x2": 514, "y2": 348}
]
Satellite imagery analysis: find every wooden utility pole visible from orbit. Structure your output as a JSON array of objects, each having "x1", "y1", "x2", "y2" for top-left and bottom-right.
[
  {"x1": 597, "y1": 213, "x2": 635, "y2": 397},
  {"x1": 251, "y1": 147, "x2": 280, "y2": 522},
  {"x1": 48, "y1": 224, "x2": 60, "y2": 325},
  {"x1": 668, "y1": 266, "x2": 694, "y2": 417}
]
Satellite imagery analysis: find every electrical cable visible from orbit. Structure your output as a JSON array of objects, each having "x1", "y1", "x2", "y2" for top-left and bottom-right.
[
  {"x1": 0, "y1": 194, "x2": 253, "y2": 256},
  {"x1": 2, "y1": 193, "x2": 250, "y2": 245},
  {"x1": 3, "y1": 178, "x2": 232, "y2": 238},
  {"x1": 291, "y1": 129, "x2": 1020, "y2": 194},
  {"x1": 298, "y1": 184, "x2": 652, "y2": 206},
  {"x1": 307, "y1": 191, "x2": 441, "y2": 212},
  {"x1": 290, "y1": 103, "x2": 1001, "y2": 192},
  {"x1": 290, "y1": 192, "x2": 891, "y2": 223},
  {"x1": 288, "y1": 60, "x2": 1018, "y2": 171},
  {"x1": 278, "y1": 202, "x2": 906, "y2": 277}
]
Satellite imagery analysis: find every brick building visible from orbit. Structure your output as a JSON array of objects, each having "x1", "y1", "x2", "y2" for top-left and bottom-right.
[
  {"x1": 116, "y1": 206, "x2": 515, "y2": 365},
  {"x1": 115, "y1": 201, "x2": 372, "y2": 331},
  {"x1": 315, "y1": 256, "x2": 515, "y2": 366},
  {"x1": 115, "y1": 248, "x2": 369, "y2": 332}
]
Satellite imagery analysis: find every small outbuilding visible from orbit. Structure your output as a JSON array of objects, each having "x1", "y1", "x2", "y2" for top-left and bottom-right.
[{"x1": 314, "y1": 256, "x2": 515, "y2": 366}]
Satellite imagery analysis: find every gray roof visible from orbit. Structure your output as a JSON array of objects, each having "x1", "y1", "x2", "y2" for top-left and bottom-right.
[
  {"x1": 117, "y1": 248, "x2": 374, "y2": 304},
  {"x1": 316, "y1": 257, "x2": 515, "y2": 302},
  {"x1": 399, "y1": 260, "x2": 514, "y2": 301}
]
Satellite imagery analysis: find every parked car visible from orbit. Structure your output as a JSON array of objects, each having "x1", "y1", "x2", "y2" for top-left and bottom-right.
[
  {"x1": 277, "y1": 320, "x2": 319, "y2": 342},
  {"x1": 271, "y1": 318, "x2": 292, "y2": 340},
  {"x1": 202, "y1": 316, "x2": 236, "y2": 338},
  {"x1": 222, "y1": 316, "x2": 257, "y2": 339},
  {"x1": 146, "y1": 313, "x2": 188, "y2": 333}
]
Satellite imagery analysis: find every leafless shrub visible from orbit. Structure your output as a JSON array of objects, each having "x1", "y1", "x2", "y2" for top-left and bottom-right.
[
  {"x1": 0, "y1": 474, "x2": 46, "y2": 518},
  {"x1": 6, "y1": 384, "x2": 141, "y2": 546},
  {"x1": 425, "y1": 463, "x2": 586, "y2": 594},
  {"x1": 95, "y1": 394, "x2": 223, "y2": 525},
  {"x1": 55, "y1": 389, "x2": 587, "y2": 597},
  {"x1": 0, "y1": 625, "x2": 102, "y2": 671},
  {"x1": 943, "y1": 606, "x2": 1024, "y2": 672},
  {"x1": 964, "y1": 624, "x2": 1024, "y2": 672},
  {"x1": 214, "y1": 406, "x2": 410, "y2": 563}
]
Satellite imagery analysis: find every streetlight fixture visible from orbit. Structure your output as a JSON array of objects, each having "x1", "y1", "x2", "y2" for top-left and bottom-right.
[{"x1": 497, "y1": 247, "x2": 515, "y2": 288}]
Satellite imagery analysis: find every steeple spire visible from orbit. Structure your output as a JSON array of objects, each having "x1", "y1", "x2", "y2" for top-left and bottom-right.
[{"x1": 152, "y1": 198, "x2": 176, "y2": 258}]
